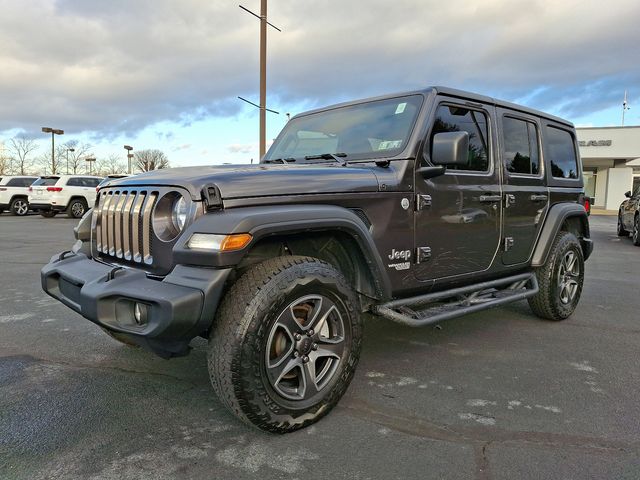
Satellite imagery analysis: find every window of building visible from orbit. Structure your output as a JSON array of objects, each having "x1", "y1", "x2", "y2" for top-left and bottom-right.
[
  {"x1": 546, "y1": 126, "x2": 579, "y2": 179},
  {"x1": 503, "y1": 117, "x2": 540, "y2": 175},
  {"x1": 431, "y1": 105, "x2": 490, "y2": 172}
]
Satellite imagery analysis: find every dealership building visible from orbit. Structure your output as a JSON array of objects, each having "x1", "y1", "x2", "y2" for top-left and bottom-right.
[{"x1": 577, "y1": 126, "x2": 640, "y2": 211}]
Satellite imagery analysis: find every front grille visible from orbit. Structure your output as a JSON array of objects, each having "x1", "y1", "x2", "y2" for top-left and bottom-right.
[{"x1": 94, "y1": 189, "x2": 158, "y2": 265}]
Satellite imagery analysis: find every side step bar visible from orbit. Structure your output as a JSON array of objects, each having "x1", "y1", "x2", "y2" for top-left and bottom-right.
[{"x1": 372, "y1": 272, "x2": 538, "y2": 327}]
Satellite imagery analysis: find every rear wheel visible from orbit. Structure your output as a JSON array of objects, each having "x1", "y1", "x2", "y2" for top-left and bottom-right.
[
  {"x1": 10, "y1": 198, "x2": 29, "y2": 216},
  {"x1": 40, "y1": 210, "x2": 57, "y2": 218},
  {"x1": 208, "y1": 256, "x2": 362, "y2": 433},
  {"x1": 67, "y1": 198, "x2": 88, "y2": 218},
  {"x1": 528, "y1": 231, "x2": 584, "y2": 321},
  {"x1": 617, "y1": 211, "x2": 628, "y2": 236}
]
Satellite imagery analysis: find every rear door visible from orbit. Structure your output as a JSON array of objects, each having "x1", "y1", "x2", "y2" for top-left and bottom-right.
[
  {"x1": 498, "y1": 111, "x2": 548, "y2": 265},
  {"x1": 414, "y1": 99, "x2": 502, "y2": 280}
]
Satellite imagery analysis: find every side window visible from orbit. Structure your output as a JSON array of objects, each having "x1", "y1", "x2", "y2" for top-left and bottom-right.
[
  {"x1": 86, "y1": 178, "x2": 101, "y2": 187},
  {"x1": 431, "y1": 104, "x2": 490, "y2": 172},
  {"x1": 546, "y1": 126, "x2": 579, "y2": 179},
  {"x1": 6, "y1": 178, "x2": 22, "y2": 187},
  {"x1": 67, "y1": 178, "x2": 82, "y2": 187},
  {"x1": 502, "y1": 117, "x2": 540, "y2": 175}
]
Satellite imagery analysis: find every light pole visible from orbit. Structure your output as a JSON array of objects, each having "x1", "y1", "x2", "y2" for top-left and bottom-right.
[
  {"x1": 85, "y1": 157, "x2": 96, "y2": 175},
  {"x1": 41, "y1": 127, "x2": 64, "y2": 174},
  {"x1": 66, "y1": 147, "x2": 75, "y2": 174},
  {"x1": 124, "y1": 145, "x2": 133, "y2": 174}
]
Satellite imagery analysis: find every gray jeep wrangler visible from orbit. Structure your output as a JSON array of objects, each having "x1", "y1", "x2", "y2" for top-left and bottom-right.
[{"x1": 41, "y1": 86, "x2": 592, "y2": 432}]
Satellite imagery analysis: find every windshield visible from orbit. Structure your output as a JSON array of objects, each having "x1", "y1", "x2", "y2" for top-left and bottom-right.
[{"x1": 263, "y1": 95, "x2": 423, "y2": 162}]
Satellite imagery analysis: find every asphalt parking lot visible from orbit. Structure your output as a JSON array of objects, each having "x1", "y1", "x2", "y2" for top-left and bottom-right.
[{"x1": 1, "y1": 213, "x2": 639, "y2": 479}]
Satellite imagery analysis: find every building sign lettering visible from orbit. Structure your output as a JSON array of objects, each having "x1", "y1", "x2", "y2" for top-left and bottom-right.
[{"x1": 578, "y1": 140, "x2": 612, "y2": 147}]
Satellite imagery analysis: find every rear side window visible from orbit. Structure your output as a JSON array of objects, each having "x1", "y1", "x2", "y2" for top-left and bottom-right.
[
  {"x1": 502, "y1": 117, "x2": 540, "y2": 175},
  {"x1": 7, "y1": 177, "x2": 35, "y2": 187},
  {"x1": 546, "y1": 126, "x2": 579, "y2": 179},
  {"x1": 431, "y1": 104, "x2": 490, "y2": 172},
  {"x1": 32, "y1": 177, "x2": 59, "y2": 186}
]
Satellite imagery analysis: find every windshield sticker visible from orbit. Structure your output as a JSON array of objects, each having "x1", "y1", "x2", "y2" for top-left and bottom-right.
[
  {"x1": 377, "y1": 140, "x2": 403, "y2": 150},
  {"x1": 395, "y1": 102, "x2": 407, "y2": 114}
]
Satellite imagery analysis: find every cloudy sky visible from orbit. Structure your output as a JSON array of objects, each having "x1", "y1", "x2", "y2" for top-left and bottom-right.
[{"x1": 1, "y1": 0, "x2": 639, "y2": 168}]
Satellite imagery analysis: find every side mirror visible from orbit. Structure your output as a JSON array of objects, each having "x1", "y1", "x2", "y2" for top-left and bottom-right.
[
  {"x1": 624, "y1": 190, "x2": 632, "y2": 198},
  {"x1": 431, "y1": 131, "x2": 469, "y2": 166}
]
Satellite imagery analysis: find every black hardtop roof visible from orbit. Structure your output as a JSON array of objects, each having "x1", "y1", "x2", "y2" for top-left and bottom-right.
[{"x1": 296, "y1": 86, "x2": 573, "y2": 128}]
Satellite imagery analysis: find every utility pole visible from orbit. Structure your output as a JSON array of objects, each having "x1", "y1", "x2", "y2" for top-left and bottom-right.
[
  {"x1": 622, "y1": 90, "x2": 630, "y2": 126},
  {"x1": 239, "y1": 2, "x2": 281, "y2": 160},
  {"x1": 41, "y1": 127, "x2": 64, "y2": 174}
]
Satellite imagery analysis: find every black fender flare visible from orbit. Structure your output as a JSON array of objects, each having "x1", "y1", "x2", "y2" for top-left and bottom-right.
[
  {"x1": 531, "y1": 203, "x2": 592, "y2": 266},
  {"x1": 173, "y1": 204, "x2": 392, "y2": 299}
]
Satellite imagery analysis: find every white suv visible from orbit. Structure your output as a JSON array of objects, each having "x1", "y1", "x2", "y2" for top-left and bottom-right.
[
  {"x1": 28, "y1": 175, "x2": 103, "y2": 218},
  {"x1": 0, "y1": 176, "x2": 39, "y2": 216}
]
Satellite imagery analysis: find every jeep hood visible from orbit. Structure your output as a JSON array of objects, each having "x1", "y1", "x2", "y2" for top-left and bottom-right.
[{"x1": 107, "y1": 163, "x2": 381, "y2": 200}]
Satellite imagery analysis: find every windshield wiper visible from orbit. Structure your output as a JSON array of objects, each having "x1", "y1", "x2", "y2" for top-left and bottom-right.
[
  {"x1": 263, "y1": 157, "x2": 297, "y2": 164},
  {"x1": 304, "y1": 152, "x2": 348, "y2": 165}
]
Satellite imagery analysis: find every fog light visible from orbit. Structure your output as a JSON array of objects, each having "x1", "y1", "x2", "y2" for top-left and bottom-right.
[{"x1": 134, "y1": 302, "x2": 148, "y2": 325}]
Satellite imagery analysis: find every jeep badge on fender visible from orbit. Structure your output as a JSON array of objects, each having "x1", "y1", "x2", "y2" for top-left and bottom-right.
[{"x1": 41, "y1": 86, "x2": 592, "y2": 433}]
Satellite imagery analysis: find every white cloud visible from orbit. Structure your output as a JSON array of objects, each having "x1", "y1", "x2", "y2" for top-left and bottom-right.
[{"x1": 0, "y1": 0, "x2": 638, "y2": 138}]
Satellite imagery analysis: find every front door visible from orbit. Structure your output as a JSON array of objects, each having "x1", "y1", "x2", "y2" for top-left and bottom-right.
[
  {"x1": 498, "y1": 111, "x2": 549, "y2": 265},
  {"x1": 414, "y1": 100, "x2": 502, "y2": 281}
]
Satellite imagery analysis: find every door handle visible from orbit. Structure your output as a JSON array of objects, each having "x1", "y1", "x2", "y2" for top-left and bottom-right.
[
  {"x1": 479, "y1": 195, "x2": 501, "y2": 203},
  {"x1": 530, "y1": 194, "x2": 548, "y2": 202}
]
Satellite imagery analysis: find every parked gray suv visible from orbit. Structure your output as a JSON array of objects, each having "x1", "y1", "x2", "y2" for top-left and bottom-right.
[{"x1": 41, "y1": 86, "x2": 592, "y2": 432}]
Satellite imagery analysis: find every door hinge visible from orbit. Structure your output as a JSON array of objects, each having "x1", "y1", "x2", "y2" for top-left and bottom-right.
[
  {"x1": 416, "y1": 246, "x2": 432, "y2": 263},
  {"x1": 416, "y1": 194, "x2": 432, "y2": 211},
  {"x1": 504, "y1": 237, "x2": 514, "y2": 252}
]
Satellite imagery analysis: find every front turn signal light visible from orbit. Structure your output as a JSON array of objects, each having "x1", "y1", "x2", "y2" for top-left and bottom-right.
[{"x1": 187, "y1": 233, "x2": 252, "y2": 252}]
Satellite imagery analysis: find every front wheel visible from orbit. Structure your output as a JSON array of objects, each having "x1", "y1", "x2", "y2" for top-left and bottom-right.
[
  {"x1": 528, "y1": 231, "x2": 584, "y2": 321},
  {"x1": 208, "y1": 256, "x2": 362, "y2": 433},
  {"x1": 67, "y1": 198, "x2": 88, "y2": 218}
]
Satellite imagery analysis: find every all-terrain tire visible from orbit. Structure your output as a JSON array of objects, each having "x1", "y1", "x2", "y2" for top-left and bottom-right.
[
  {"x1": 632, "y1": 214, "x2": 640, "y2": 246},
  {"x1": 9, "y1": 197, "x2": 29, "y2": 216},
  {"x1": 208, "y1": 255, "x2": 363, "y2": 433},
  {"x1": 617, "y1": 211, "x2": 628, "y2": 236},
  {"x1": 67, "y1": 198, "x2": 88, "y2": 218},
  {"x1": 528, "y1": 231, "x2": 584, "y2": 321}
]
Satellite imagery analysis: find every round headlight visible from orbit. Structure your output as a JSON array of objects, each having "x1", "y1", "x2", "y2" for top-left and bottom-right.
[{"x1": 172, "y1": 195, "x2": 187, "y2": 231}]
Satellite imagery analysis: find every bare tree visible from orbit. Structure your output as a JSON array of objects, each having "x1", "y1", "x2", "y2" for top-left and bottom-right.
[
  {"x1": 8, "y1": 136, "x2": 39, "y2": 175},
  {"x1": 96, "y1": 154, "x2": 127, "y2": 176},
  {"x1": 56, "y1": 140, "x2": 93, "y2": 174},
  {"x1": 0, "y1": 152, "x2": 10, "y2": 175},
  {"x1": 135, "y1": 149, "x2": 170, "y2": 171}
]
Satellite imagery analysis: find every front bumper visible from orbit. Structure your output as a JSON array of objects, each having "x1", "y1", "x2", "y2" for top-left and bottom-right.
[{"x1": 41, "y1": 252, "x2": 231, "y2": 357}]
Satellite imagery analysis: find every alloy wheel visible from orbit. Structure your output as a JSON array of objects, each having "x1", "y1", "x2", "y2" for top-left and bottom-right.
[
  {"x1": 14, "y1": 200, "x2": 28, "y2": 215},
  {"x1": 558, "y1": 250, "x2": 580, "y2": 305},
  {"x1": 265, "y1": 294, "x2": 346, "y2": 401},
  {"x1": 71, "y1": 202, "x2": 85, "y2": 217}
]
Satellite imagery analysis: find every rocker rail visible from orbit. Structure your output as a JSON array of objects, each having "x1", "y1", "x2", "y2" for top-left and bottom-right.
[{"x1": 372, "y1": 272, "x2": 539, "y2": 327}]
